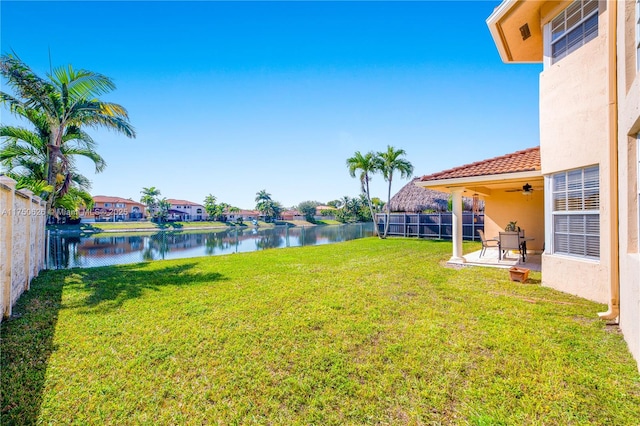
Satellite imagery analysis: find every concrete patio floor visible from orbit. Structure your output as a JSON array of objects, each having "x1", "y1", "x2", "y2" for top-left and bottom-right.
[{"x1": 449, "y1": 247, "x2": 541, "y2": 272}]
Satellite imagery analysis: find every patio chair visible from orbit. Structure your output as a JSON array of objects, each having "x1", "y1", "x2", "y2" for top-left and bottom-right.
[
  {"x1": 477, "y1": 229, "x2": 498, "y2": 257},
  {"x1": 498, "y1": 231, "x2": 523, "y2": 262}
]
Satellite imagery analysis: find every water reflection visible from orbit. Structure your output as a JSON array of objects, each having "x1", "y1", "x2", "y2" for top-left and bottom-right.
[{"x1": 47, "y1": 224, "x2": 374, "y2": 269}]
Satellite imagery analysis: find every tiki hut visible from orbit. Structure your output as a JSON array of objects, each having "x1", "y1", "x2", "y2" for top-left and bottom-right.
[{"x1": 389, "y1": 178, "x2": 482, "y2": 213}]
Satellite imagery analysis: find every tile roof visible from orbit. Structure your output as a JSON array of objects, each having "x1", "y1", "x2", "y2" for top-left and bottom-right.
[
  {"x1": 167, "y1": 199, "x2": 204, "y2": 207},
  {"x1": 419, "y1": 146, "x2": 540, "y2": 182},
  {"x1": 93, "y1": 196, "x2": 144, "y2": 206}
]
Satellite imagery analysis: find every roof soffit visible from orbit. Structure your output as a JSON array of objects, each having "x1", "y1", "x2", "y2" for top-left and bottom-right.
[{"x1": 487, "y1": 0, "x2": 547, "y2": 63}]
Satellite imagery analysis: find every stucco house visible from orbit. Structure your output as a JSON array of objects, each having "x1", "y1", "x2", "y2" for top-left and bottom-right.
[
  {"x1": 225, "y1": 209, "x2": 260, "y2": 223},
  {"x1": 166, "y1": 199, "x2": 205, "y2": 222},
  {"x1": 83, "y1": 196, "x2": 146, "y2": 222},
  {"x1": 280, "y1": 210, "x2": 305, "y2": 221},
  {"x1": 418, "y1": 0, "x2": 640, "y2": 370}
]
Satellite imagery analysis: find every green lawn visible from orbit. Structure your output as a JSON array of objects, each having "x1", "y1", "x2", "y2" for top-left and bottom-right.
[{"x1": 2, "y1": 239, "x2": 639, "y2": 424}]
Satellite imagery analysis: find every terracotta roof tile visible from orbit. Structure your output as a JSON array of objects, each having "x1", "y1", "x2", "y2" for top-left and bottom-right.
[
  {"x1": 419, "y1": 146, "x2": 540, "y2": 182},
  {"x1": 93, "y1": 195, "x2": 144, "y2": 206},
  {"x1": 167, "y1": 199, "x2": 204, "y2": 207}
]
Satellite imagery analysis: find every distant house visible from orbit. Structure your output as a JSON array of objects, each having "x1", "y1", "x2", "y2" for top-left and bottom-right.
[
  {"x1": 280, "y1": 210, "x2": 305, "y2": 221},
  {"x1": 166, "y1": 199, "x2": 205, "y2": 222},
  {"x1": 314, "y1": 205, "x2": 336, "y2": 220},
  {"x1": 82, "y1": 196, "x2": 146, "y2": 222},
  {"x1": 225, "y1": 209, "x2": 260, "y2": 223}
]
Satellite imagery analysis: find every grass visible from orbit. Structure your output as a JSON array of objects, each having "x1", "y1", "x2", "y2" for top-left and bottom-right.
[{"x1": 2, "y1": 238, "x2": 639, "y2": 424}]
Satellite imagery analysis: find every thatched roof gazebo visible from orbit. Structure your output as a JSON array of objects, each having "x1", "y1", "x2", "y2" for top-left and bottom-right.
[{"x1": 389, "y1": 178, "x2": 481, "y2": 213}]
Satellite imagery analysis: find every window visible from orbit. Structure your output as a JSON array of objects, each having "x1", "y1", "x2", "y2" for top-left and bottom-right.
[
  {"x1": 550, "y1": 0, "x2": 598, "y2": 64},
  {"x1": 552, "y1": 166, "x2": 599, "y2": 259},
  {"x1": 116, "y1": 203, "x2": 125, "y2": 208},
  {"x1": 104, "y1": 203, "x2": 111, "y2": 207}
]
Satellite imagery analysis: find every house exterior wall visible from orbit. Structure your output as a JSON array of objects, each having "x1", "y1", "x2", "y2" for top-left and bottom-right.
[
  {"x1": 168, "y1": 202, "x2": 205, "y2": 221},
  {"x1": 483, "y1": 189, "x2": 545, "y2": 252},
  {"x1": 617, "y1": 0, "x2": 640, "y2": 372},
  {"x1": 538, "y1": 2, "x2": 613, "y2": 304},
  {"x1": 82, "y1": 198, "x2": 146, "y2": 221},
  {"x1": 489, "y1": 0, "x2": 640, "y2": 369}
]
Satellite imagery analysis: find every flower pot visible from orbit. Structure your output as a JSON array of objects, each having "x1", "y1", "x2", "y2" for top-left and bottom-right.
[{"x1": 509, "y1": 267, "x2": 530, "y2": 283}]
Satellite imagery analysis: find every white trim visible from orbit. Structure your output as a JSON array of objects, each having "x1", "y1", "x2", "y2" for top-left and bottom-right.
[
  {"x1": 544, "y1": 19, "x2": 552, "y2": 68},
  {"x1": 550, "y1": 165, "x2": 600, "y2": 260},
  {"x1": 416, "y1": 170, "x2": 542, "y2": 189},
  {"x1": 544, "y1": 175, "x2": 553, "y2": 254},
  {"x1": 486, "y1": 0, "x2": 518, "y2": 63}
]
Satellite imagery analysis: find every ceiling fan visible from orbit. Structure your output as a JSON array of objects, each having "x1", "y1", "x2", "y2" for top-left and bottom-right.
[{"x1": 505, "y1": 183, "x2": 534, "y2": 194}]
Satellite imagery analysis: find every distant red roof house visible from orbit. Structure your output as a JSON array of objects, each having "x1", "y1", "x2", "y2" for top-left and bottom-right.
[
  {"x1": 166, "y1": 199, "x2": 205, "y2": 221},
  {"x1": 83, "y1": 196, "x2": 146, "y2": 221},
  {"x1": 166, "y1": 199, "x2": 204, "y2": 207},
  {"x1": 419, "y1": 146, "x2": 540, "y2": 182},
  {"x1": 280, "y1": 210, "x2": 304, "y2": 221}
]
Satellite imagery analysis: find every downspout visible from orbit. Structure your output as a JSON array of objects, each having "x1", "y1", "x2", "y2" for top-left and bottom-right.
[{"x1": 599, "y1": 0, "x2": 620, "y2": 322}]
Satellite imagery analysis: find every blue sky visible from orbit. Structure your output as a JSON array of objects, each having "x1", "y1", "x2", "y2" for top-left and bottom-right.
[{"x1": 1, "y1": 1, "x2": 542, "y2": 209}]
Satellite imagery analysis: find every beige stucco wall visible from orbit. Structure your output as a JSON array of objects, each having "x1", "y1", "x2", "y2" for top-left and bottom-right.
[
  {"x1": 617, "y1": 0, "x2": 640, "y2": 370},
  {"x1": 0, "y1": 176, "x2": 47, "y2": 320},
  {"x1": 483, "y1": 189, "x2": 545, "y2": 252},
  {"x1": 538, "y1": 5, "x2": 613, "y2": 304}
]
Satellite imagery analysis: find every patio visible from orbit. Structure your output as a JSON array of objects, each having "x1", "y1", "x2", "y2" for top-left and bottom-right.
[{"x1": 449, "y1": 247, "x2": 541, "y2": 272}]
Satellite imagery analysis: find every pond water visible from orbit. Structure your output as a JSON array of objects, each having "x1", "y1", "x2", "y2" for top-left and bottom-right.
[{"x1": 47, "y1": 223, "x2": 375, "y2": 269}]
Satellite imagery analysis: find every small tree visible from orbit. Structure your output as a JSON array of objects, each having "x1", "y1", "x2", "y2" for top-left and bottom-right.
[
  {"x1": 298, "y1": 200, "x2": 321, "y2": 222},
  {"x1": 156, "y1": 198, "x2": 170, "y2": 222},
  {"x1": 140, "y1": 187, "x2": 161, "y2": 219},
  {"x1": 255, "y1": 189, "x2": 282, "y2": 222},
  {"x1": 204, "y1": 194, "x2": 218, "y2": 220}
]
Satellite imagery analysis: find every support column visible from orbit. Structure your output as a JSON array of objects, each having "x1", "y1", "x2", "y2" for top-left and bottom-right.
[{"x1": 450, "y1": 188, "x2": 466, "y2": 263}]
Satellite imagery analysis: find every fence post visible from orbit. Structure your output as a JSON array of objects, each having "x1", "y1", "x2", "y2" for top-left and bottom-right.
[
  {"x1": 21, "y1": 189, "x2": 33, "y2": 292},
  {"x1": 470, "y1": 213, "x2": 474, "y2": 241},
  {"x1": 403, "y1": 214, "x2": 406, "y2": 237},
  {"x1": 45, "y1": 230, "x2": 51, "y2": 270}
]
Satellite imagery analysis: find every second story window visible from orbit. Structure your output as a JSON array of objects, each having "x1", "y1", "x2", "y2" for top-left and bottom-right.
[{"x1": 550, "y1": 0, "x2": 598, "y2": 64}]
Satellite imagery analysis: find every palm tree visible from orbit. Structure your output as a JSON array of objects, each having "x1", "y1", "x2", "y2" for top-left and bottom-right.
[
  {"x1": 140, "y1": 187, "x2": 161, "y2": 219},
  {"x1": 376, "y1": 145, "x2": 414, "y2": 238},
  {"x1": 346, "y1": 150, "x2": 379, "y2": 234},
  {"x1": 255, "y1": 189, "x2": 275, "y2": 222},
  {"x1": 0, "y1": 54, "x2": 135, "y2": 211},
  {"x1": 1, "y1": 107, "x2": 106, "y2": 201}
]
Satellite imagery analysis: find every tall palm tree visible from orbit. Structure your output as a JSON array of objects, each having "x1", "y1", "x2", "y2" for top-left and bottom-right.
[
  {"x1": 376, "y1": 145, "x2": 414, "y2": 238},
  {"x1": 0, "y1": 53, "x2": 135, "y2": 211},
  {"x1": 346, "y1": 150, "x2": 378, "y2": 235}
]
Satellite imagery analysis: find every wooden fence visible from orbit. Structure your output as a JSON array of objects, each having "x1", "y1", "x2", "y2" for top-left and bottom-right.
[
  {"x1": 375, "y1": 213, "x2": 484, "y2": 240},
  {"x1": 0, "y1": 176, "x2": 47, "y2": 320}
]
